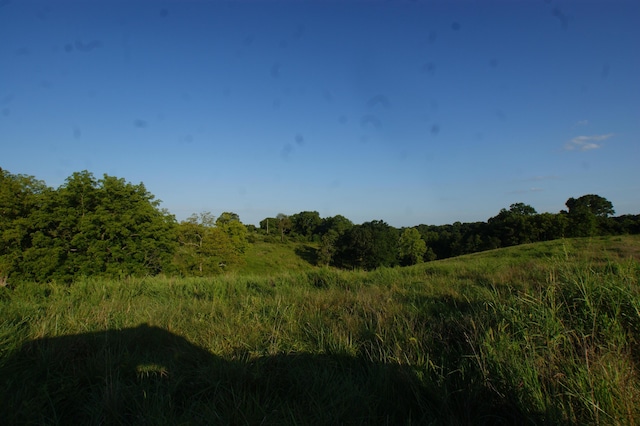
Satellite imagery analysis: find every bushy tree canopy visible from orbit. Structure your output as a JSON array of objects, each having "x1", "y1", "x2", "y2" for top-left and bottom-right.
[
  {"x1": 1, "y1": 169, "x2": 175, "y2": 283},
  {"x1": 334, "y1": 220, "x2": 399, "y2": 269}
]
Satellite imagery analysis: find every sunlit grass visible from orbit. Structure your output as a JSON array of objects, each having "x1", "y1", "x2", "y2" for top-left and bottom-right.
[{"x1": 1, "y1": 236, "x2": 639, "y2": 424}]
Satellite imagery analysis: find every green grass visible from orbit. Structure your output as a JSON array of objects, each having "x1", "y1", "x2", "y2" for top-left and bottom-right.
[
  {"x1": 1, "y1": 236, "x2": 639, "y2": 424},
  {"x1": 239, "y1": 240, "x2": 318, "y2": 275}
]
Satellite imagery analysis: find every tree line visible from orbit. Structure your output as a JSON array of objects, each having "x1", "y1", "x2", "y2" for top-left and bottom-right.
[{"x1": 1, "y1": 167, "x2": 638, "y2": 284}]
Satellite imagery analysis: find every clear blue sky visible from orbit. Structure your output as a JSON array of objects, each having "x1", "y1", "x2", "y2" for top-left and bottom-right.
[{"x1": 2, "y1": 0, "x2": 638, "y2": 227}]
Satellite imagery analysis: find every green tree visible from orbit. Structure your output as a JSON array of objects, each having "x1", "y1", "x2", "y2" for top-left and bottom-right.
[
  {"x1": 316, "y1": 215, "x2": 353, "y2": 266},
  {"x1": 0, "y1": 168, "x2": 50, "y2": 283},
  {"x1": 398, "y1": 227, "x2": 427, "y2": 266},
  {"x1": 566, "y1": 194, "x2": 614, "y2": 218},
  {"x1": 16, "y1": 171, "x2": 175, "y2": 282},
  {"x1": 276, "y1": 213, "x2": 291, "y2": 242},
  {"x1": 173, "y1": 212, "x2": 239, "y2": 275},
  {"x1": 317, "y1": 230, "x2": 339, "y2": 266},
  {"x1": 565, "y1": 195, "x2": 614, "y2": 237},
  {"x1": 259, "y1": 217, "x2": 277, "y2": 235},
  {"x1": 488, "y1": 203, "x2": 538, "y2": 247},
  {"x1": 319, "y1": 214, "x2": 353, "y2": 236},
  {"x1": 216, "y1": 212, "x2": 248, "y2": 254},
  {"x1": 335, "y1": 220, "x2": 398, "y2": 269},
  {"x1": 290, "y1": 211, "x2": 322, "y2": 240}
]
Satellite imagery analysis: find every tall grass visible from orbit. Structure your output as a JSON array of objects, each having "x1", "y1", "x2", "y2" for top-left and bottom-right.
[{"x1": 1, "y1": 236, "x2": 639, "y2": 424}]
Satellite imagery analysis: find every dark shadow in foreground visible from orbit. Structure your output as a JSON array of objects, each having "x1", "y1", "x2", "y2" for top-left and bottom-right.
[
  {"x1": 0, "y1": 324, "x2": 532, "y2": 425},
  {"x1": 0, "y1": 325, "x2": 429, "y2": 425}
]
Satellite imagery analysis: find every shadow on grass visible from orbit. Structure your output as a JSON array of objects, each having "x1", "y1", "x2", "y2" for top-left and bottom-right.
[
  {"x1": 295, "y1": 244, "x2": 319, "y2": 266},
  {"x1": 0, "y1": 325, "x2": 430, "y2": 425},
  {"x1": 0, "y1": 322, "x2": 541, "y2": 425}
]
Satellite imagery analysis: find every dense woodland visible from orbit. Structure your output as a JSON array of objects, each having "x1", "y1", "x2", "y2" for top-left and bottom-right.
[{"x1": 2, "y1": 167, "x2": 639, "y2": 284}]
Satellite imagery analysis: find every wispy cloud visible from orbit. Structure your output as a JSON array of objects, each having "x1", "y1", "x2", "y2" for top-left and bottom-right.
[
  {"x1": 565, "y1": 133, "x2": 613, "y2": 151},
  {"x1": 575, "y1": 119, "x2": 589, "y2": 126}
]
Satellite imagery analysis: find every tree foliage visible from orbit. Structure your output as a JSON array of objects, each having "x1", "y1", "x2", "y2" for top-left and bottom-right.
[
  {"x1": 289, "y1": 211, "x2": 322, "y2": 240},
  {"x1": 398, "y1": 228, "x2": 427, "y2": 266},
  {"x1": 334, "y1": 220, "x2": 398, "y2": 269},
  {"x1": 2, "y1": 166, "x2": 637, "y2": 280},
  {"x1": 173, "y1": 212, "x2": 248, "y2": 276},
  {"x1": 1, "y1": 170, "x2": 175, "y2": 283}
]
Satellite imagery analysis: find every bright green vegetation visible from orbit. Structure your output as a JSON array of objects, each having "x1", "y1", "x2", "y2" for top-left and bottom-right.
[
  {"x1": 1, "y1": 235, "x2": 639, "y2": 424},
  {"x1": 4, "y1": 167, "x2": 640, "y2": 285},
  {"x1": 241, "y1": 240, "x2": 318, "y2": 275}
]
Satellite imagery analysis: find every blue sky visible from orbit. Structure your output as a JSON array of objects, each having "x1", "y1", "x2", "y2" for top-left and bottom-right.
[{"x1": 1, "y1": 0, "x2": 639, "y2": 227}]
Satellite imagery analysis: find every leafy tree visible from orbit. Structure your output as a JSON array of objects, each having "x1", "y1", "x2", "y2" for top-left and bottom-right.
[
  {"x1": 0, "y1": 168, "x2": 50, "y2": 282},
  {"x1": 334, "y1": 220, "x2": 398, "y2": 269},
  {"x1": 216, "y1": 212, "x2": 248, "y2": 254},
  {"x1": 289, "y1": 211, "x2": 322, "y2": 240},
  {"x1": 565, "y1": 195, "x2": 614, "y2": 237},
  {"x1": 276, "y1": 213, "x2": 291, "y2": 242},
  {"x1": 488, "y1": 203, "x2": 538, "y2": 247},
  {"x1": 216, "y1": 212, "x2": 240, "y2": 225},
  {"x1": 16, "y1": 171, "x2": 175, "y2": 282},
  {"x1": 317, "y1": 230, "x2": 339, "y2": 266},
  {"x1": 316, "y1": 215, "x2": 353, "y2": 266},
  {"x1": 566, "y1": 194, "x2": 614, "y2": 218},
  {"x1": 173, "y1": 212, "x2": 240, "y2": 275},
  {"x1": 508, "y1": 202, "x2": 537, "y2": 216},
  {"x1": 259, "y1": 217, "x2": 277, "y2": 235},
  {"x1": 398, "y1": 227, "x2": 427, "y2": 266},
  {"x1": 532, "y1": 212, "x2": 567, "y2": 241}
]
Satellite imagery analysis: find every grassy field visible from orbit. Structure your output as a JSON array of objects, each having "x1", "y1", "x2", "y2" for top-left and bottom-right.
[{"x1": 1, "y1": 235, "x2": 639, "y2": 424}]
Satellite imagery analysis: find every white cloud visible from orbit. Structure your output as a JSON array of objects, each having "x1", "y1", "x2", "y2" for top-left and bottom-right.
[
  {"x1": 576, "y1": 119, "x2": 589, "y2": 126},
  {"x1": 565, "y1": 133, "x2": 613, "y2": 151}
]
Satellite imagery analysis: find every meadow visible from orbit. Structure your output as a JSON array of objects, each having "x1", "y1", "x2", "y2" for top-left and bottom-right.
[{"x1": 1, "y1": 235, "x2": 639, "y2": 425}]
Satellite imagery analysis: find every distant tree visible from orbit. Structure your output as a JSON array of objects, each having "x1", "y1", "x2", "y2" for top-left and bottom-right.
[
  {"x1": 174, "y1": 212, "x2": 240, "y2": 275},
  {"x1": 276, "y1": 213, "x2": 291, "y2": 242},
  {"x1": 316, "y1": 215, "x2": 353, "y2": 266},
  {"x1": 317, "y1": 230, "x2": 339, "y2": 266},
  {"x1": 565, "y1": 195, "x2": 614, "y2": 237},
  {"x1": 319, "y1": 214, "x2": 354, "y2": 236},
  {"x1": 508, "y1": 202, "x2": 537, "y2": 216},
  {"x1": 398, "y1": 228, "x2": 427, "y2": 266},
  {"x1": 289, "y1": 211, "x2": 322, "y2": 240},
  {"x1": 334, "y1": 220, "x2": 398, "y2": 269},
  {"x1": 566, "y1": 194, "x2": 614, "y2": 218},
  {"x1": 216, "y1": 212, "x2": 248, "y2": 254},
  {"x1": 216, "y1": 212, "x2": 240, "y2": 225},
  {"x1": 488, "y1": 203, "x2": 538, "y2": 247},
  {"x1": 532, "y1": 212, "x2": 567, "y2": 241},
  {"x1": 259, "y1": 217, "x2": 277, "y2": 235}
]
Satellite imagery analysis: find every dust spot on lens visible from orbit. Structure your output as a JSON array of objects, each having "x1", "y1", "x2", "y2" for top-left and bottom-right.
[
  {"x1": 421, "y1": 62, "x2": 436, "y2": 76},
  {"x1": 367, "y1": 95, "x2": 391, "y2": 109},
  {"x1": 271, "y1": 62, "x2": 280, "y2": 79},
  {"x1": 361, "y1": 115, "x2": 382, "y2": 129}
]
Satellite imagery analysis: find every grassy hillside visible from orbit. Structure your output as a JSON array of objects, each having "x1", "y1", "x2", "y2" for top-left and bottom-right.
[
  {"x1": 240, "y1": 239, "x2": 318, "y2": 275},
  {"x1": 1, "y1": 235, "x2": 639, "y2": 424}
]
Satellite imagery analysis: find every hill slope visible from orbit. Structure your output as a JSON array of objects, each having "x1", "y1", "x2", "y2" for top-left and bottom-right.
[{"x1": 1, "y1": 235, "x2": 638, "y2": 424}]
